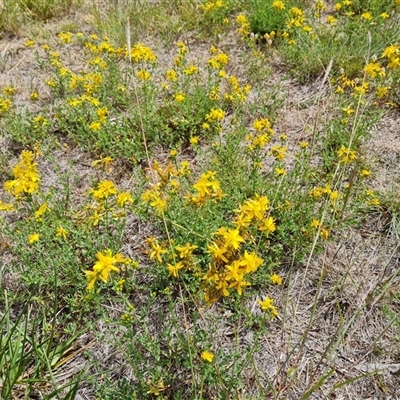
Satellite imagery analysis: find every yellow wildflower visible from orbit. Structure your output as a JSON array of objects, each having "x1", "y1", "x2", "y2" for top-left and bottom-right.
[
  {"x1": 205, "y1": 108, "x2": 225, "y2": 121},
  {"x1": 89, "y1": 121, "x2": 101, "y2": 131},
  {"x1": 35, "y1": 202, "x2": 49, "y2": 221},
  {"x1": 166, "y1": 69, "x2": 178, "y2": 81},
  {"x1": 175, "y1": 93, "x2": 185, "y2": 102},
  {"x1": 273, "y1": 1, "x2": 285, "y2": 11},
  {"x1": 117, "y1": 191, "x2": 133, "y2": 207},
  {"x1": 128, "y1": 43, "x2": 157, "y2": 63},
  {"x1": 92, "y1": 156, "x2": 113, "y2": 170},
  {"x1": 58, "y1": 32, "x2": 73, "y2": 44},
  {"x1": 222, "y1": 228, "x2": 245, "y2": 250},
  {"x1": 271, "y1": 145, "x2": 287, "y2": 161},
  {"x1": 175, "y1": 243, "x2": 198, "y2": 259},
  {"x1": 311, "y1": 219, "x2": 321, "y2": 229},
  {"x1": 28, "y1": 233, "x2": 40, "y2": 244},
  {"x1": 270, "y1": 273, "x2": 282, "y2": 285},
  {"x1": 275, "y1": 167, "x2": 286, "y2": 175},
  {"x1": 190, "y1": 136, "x2": 199, "y2": 146},
  {"x1": 326, "y1": 16, "x2": 337, "y2": 25},
  {"x1": 25, "y1": 39, "x2": 35, "y2": 48},
  {"x1": 0, "y1": 200, "x2": 14, "y2": 212},
  {"x1": 361, "y1": 12, "x2": 373, "y2": 21},
  {"x1": 167, "y1": 261, "x2": 184, "y2": 278},
  {"x1": 0, "y1": 98, "x2": 12, "y2": 114},
  {"x1": 149, "y1": 240, "x2": 167, "y2": 263},
  {"x1": 146, "y1": 379, "x2": 166, "y2": 396},
  {"x1": 91, "y1": 180, "x2": 118, "y2": 199},
  {"x1": 56, "y1": 227, "x2": 68, "y2": 240},
  {"x1": 382, "y1": 45, "x2": 399, "y2": 59},
  {"x1": 84, "y1": 249, "x2": 121, "y2": 291},
  {"x1": 376, "y1": 86, "x2": 389, "y2": 99},
  {"x1": 258, "y1": 295, "x2": 278, "y2": 317},
  {"x1": 207, "y1": 242, "x2": 229, "y2": 263},
  {"x1": 259, "y1": 216, "x2": 276, "y2": 234},
  {"x1": 137, "y1": 69, "x2": 151, "y2": 80},
  {"x1": 30, "y1": 92, "x2": 39, "y2": 101},
  {"x1": 208, "y1": 52, "x2": 229, "y2": 70},
  {"x1": 364, "y1": 61, "x2": 384, "y2": 79},
  {"x1": 299, "y1": 141, "x2": 309, "y2": 148},
  {"x1": 238, "y1": 251, "x2": 263, "y2": 273},
  {"x1": 360, "y1": 169, "x2": 371, "y2": 178},
  {"x1": 201, "y1": 351, "x2": 214, "y2": 362},
  {"x1": 337, "y1": 145, "x2": 357, "y2": 163},
  {"x1": 183, "y1": 65, "x2": 199, "y2": 75}
]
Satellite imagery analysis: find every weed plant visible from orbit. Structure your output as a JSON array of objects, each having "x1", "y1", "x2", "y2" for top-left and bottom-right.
[{"x1": 1, "y1": 0, "x2": 400, "y2": 398}]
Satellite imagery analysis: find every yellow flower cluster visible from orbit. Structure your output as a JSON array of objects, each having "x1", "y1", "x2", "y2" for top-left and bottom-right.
[
  {"x1": 146, "y1": 237, "x2": 198, "y2": 279},
  {"x1": 128, "y1": 43, "x2": 157, "y2": 63},
  {"x1": 137, "y1": 69, "x2": 151, "y2": 81},
  {"x1": 224, "y1": 76, "x2": 251, "y2": 103},
  {"x1": 203, "y1": 229, "x2": 261, "y2": 301},
  {"x1": 166, "y1": 69, "x2": 178, "y2": 82},
  {"x1": 361, "y1": 12, "x2": 373, "y2": 22},
  {"x1": 88, "y1": 56, "x2": 107, "y2": 69},
  {"x1": 35, "y1": 202, "x2": 49, "y2": 221},
  {"x1": 201, "y1": 350, "x2": 214, "y2": 362},
  {"x1": 335, "y1": 74, "x2": 355, "y2": 94},
  {"x1": 3, "y1": 86, "x2": 16, "y2": 96},
  {"x1": 58, "y1": 31, "x2": 73, "y2": 44},
  {"x1": 0, "y1": 98, "x2": 12, "y2": 115},
  {"x1": 246, "y1": 118, "x2": 274, "y2": 151},
  {"x1": 187, "y1": 171, "x2": 223, "y2": 205},
  {"x1": 90, "y1": 180, "x2": 117, "y2": 199},
  {"x1": 364, "y1": 61, "x2": 385, "y2": 79},
  {"x1": 147, "y1": 237, "x2": 167, "y2": 263},
  {"x1": 183, "y1": 65, "x2": 199, "y2": 75},
  {"x1": 168, "y1": 242, "x2": 198, "y2": 278},
  {"x1": 92, "y1": 156, "x2": 113, "y2": 171},
  {"x1": 0, "y1": 199, "x2": 14, "y2": 212},
  {"x1": 56, "y1": 226, "x2": 68, "y2": 240},
  {"x1": 200, "y1": 0, "x2": 227, "y2": 13},
  {"x1": 337, "y1": 145, "x2": 357, "y2": 163},
  {"x1": 314, "y1": 0, "x2": 326, "y2": 18},
  {"x1": 84, "y1": 249, "x2": 132, "y2": 291},
  {"x1": 287, "y1": 7, "x2": 306, "y2": 28},
  {"x1": 207, "y1": 47, "x2": 229, "y2": 70},
  {"x1": 235, "y1": 195, "x2": 276, "y2": 233},
  {"x1": 4, "y1": 151, "x2": 40, "y2": 199},
  {"x1": 258, "y1": 295, "x2": 279, "y2": 317},
  {"x1": 174, "y1": 42, "x2": 188, "y2": 67},
  {"x1": 202, "y1": 194, "x2": 276, "y2": 303},
  {"x1": 273, "y1": 1, "x2": 285, "y2": 11},
  {"x1": 78, "y1": 72, "x2": 102, "y2": 94},
  {"x1": 25, "y1": 39, "x2": 35, "y2": 48},
  {"x1": 142, "y1": 160, "x2": 191, "y2": 214},
  {"x1": 365, "y1": 189, "x2": 380, "y2": 206},
  {"x1": 28, "y1": 233, "x2": 40, "y2": 244},
  {"x1": 87, "y1": 180, "x2": 133, "y2": 225},
  {"x1": 382, "y1": 44, "x2": 400, "y2": 70},
  {"x1": 205, "y1": 108, "x2": 225, "y2": 122},
  {"x1": 326, "y1": 15, "x2": 337, "y2": 25},
  {"x1": 270, "y1": 145, "x2": 287, "y2": 161},
  {"x1": 142, "y1": 187, "x2": 168, "y2": 214},
  {"x1": 310, "y1": 219, "x2": 330, "y2": 240},
  {"x1": 30, "y1": 91, "x2": 39, "y2": 101},
  {"x1": 309, "y1": 184, "x2": 339, "y2": 206},
  {"x1": 175, "y1": 92, "x2": 185, "y2": 103},
  {"x1": 236, "y1": 14, "x2": 250, "y2": 38}
]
